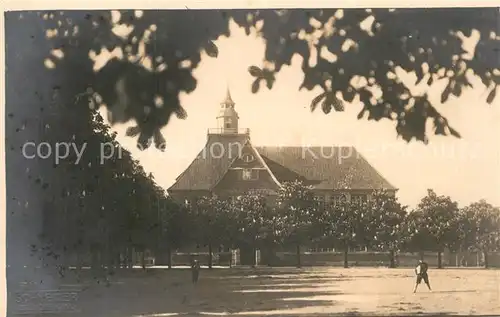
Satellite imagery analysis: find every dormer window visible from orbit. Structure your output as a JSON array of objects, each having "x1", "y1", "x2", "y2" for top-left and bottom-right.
[{"x1": 242, "y1": 154, "x2": 255, "y2": 163}]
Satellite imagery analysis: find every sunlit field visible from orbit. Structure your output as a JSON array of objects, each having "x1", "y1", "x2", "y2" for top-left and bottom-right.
[{"x1": 50, "y1": 267, "x2": 500, "y2": 317}]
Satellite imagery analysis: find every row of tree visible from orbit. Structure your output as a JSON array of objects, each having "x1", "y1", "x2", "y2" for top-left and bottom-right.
[
  {"x1": 30, "y1": 98, "x2": 496, "y2": 271},
  {"x1": 37, "y1": 107, "x2": 499, "y2": 271},
  {"x1": 38, "y1": 108, "x2": 184, "y2": 273},
  {"x1": 38, "y1": 112, "x2": 499, "y2": 271},
  {"x1": 181, "y1": 182, "x2": 500, "y2": 269}
]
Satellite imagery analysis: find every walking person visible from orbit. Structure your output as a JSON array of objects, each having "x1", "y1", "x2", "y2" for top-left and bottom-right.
[
  {"x1": 191, "y1": 259, "x2": 200, "y2": 284},
  {"x1": 413, "y1": 260, "x2": 432, "y2": 293}
]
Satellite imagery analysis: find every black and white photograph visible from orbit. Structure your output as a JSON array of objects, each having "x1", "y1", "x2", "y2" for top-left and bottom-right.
[{"x1": 3, "y1": 2, "x2": 500, "y2": 316}]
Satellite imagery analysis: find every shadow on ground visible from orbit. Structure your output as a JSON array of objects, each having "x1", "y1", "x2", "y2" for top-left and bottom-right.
[
  {"x1": 10, "y1": 268, "x2": 498, "y2": 317},
  {"x1": 72, "y1": 269, "x2": 341, "y2": 317}
]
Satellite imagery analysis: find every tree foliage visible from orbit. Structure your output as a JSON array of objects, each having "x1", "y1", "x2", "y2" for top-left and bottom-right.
[
  {"x1": 459, "y1": 200, "x2": 500, "y2": 253},
  {"x1": 18, "y1": 8, "x2": 498, "y2": 150},
  {"x1": 230, "y1": 192, "x2": 274, "y2": 247},
  {"x1": 191, "y1": 194, "x2": 234, "y2": 249},
  {"x1": 408, "y1": 189, "x2": 461, "y2": 259},
  {"x1": 366, "y1": 190, "x2": 408, "y2": 252},
  {"x1": 275, "y1": 181, "x2": 322, "y2": 246}
]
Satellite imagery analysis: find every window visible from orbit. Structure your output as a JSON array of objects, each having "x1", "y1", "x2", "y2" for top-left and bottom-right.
[
  {"x1": 330, "y1": 194, "x2": 347, "y2": 206},
  {"x1": 351, "y1": 194, "x2": 366, "y2": 205},
  {"x1": 242, "y1": 168, "x2": 259, "y2": 181},
  {"x1": 316, "y1": 195, "x2": 325, "y2": 205},
  {"x1": 308, "y1": 247, "x2": 335, "y2": 253},
  {"x1": 242, "y1": 154, "x2": 255, "y2": 163}
]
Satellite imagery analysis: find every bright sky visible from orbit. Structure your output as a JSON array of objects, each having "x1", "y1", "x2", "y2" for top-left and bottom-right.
[{"x1": 104, "y1": 17, "x2": 500, "y2": 209}]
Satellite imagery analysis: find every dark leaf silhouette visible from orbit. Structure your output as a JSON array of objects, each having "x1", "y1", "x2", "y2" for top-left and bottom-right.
[
  {"x1": 310, "y1": 92, "x2": 327, "y2": 111},
  {"x1": 441, "y1": 85, "x2": 452, "y2": 103},
  {"x1": 427, "y1": 76, "x2": 434, "y2": 86},
  {"x1": 264, "y1": 73, "x2": 275, "y2": 89},
  {"x1": 357, "y1": 108, "x2": 366, "y2": 120},
  {"x1": 205, "y1": 40, "x2": 219, "y2": 58},
  {"x1": 321, "y1": 99, "x2": 332, "y2": 114},
  {"x1": 331, "y1": 95, "x2": 344, "y2": 112},
  {"x1": 10, "y1": 8, "x2": 500, "y2": 152},
  {"x1": 251, "y1": 78, "x2": 260, "y2": 93},
  {"x1": 126, "y1": 126, "x2": 141, "y2": 137},
  {"x1": 448, "y1": 126, "x2": 461, "y2": 138},
  {"x1": 153, "y1": 130, "x2": 166, "y2": 151},
  {"x1": 248, "y1": 65, "x2": 263, "y2": 77},
  {"x1": 487, "y1": 87, "x2": 497, "y2": 104},
  {"x1": 175, "y1": 106, "x2": 188, "y2": 119}
]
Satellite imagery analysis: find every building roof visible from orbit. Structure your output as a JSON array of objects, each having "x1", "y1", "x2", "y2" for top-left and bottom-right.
[
  {"x1": 256, "y1": 146, "x2": 396, "y2": 190},
  {"x1": 169, "y1": 134, "x2": 249, "y2": 191},
  {"x1": 168, "y1": 138, "x2": 397, "y2": 192}
]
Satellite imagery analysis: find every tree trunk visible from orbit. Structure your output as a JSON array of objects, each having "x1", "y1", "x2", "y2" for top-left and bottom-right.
[
  {"x1": 116, "y1": 251, "x2": 122, "y2": 269},
  {"x1": 127, "y1": 247, "x2": 133, "y2": 269},
  {"x1": 343, "y1": 241, "x2": 349, "y2": 268},
  {"x1": 484, "y1": 250, "x2": 489, "y2": 268},
  {"x1": 389, "y1": 250, "x2": 396, "y2": 268},
  {"x1": 208, "y1": 243, "x2": 213, "y2": 269},
  {"x1": 251, "y1": 239, "x2": 258, "y2": 268},
  {"x1": 76, "y1": 249, "x2": 83, "y2": 271},
  {"x1": 167, "y1": 246, "x2": 172, "y2": 269},
  {"x1": 437, "y1": 251, "x2": 443, "y2": 269},
  {"x1": 91, "y1": 246, "x2": 99, "y2": 272},
  {"x1": 296, "y1": 244, "x2": 301, "y2": 268},
  {"x1": 141, "y1": 250, "x2": 146, "y2": 270},
  {"x1": 266, "y1": 242, "x2": 275, "y2": 267}
]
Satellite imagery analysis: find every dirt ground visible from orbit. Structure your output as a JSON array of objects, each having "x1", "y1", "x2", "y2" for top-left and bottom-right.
[{"x1": 20, "y1": 267, "x2": 500, "y2": 317}]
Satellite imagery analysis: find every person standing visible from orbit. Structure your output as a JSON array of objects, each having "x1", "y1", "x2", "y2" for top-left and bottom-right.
[
  {"x1": 413, "y1": 260, "x2": 432, "y2": 293},
  {"x1": 191, "y1": 259, "x2": 200, "y2": 284}
]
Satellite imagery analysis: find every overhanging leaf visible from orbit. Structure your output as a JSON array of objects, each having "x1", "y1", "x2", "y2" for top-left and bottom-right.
[
  {"x1": 357, "y1": 108, "x2": 366, "y2": 120},
  {"x1": 205, "y1": 40, "x2": 219, "y2": 58},
  {"x1": 486, "y1": 86, "x2": 497, "y2": 104},
  {"x1": 175, "y1": 106, "x2": 188, "y2": 120},
  {"x1": 265, "y1": 74, "x2": 275, "y2": 89},
  {"x1": 153, "y1": 130, "x2": 166, "y2": 151},
  {"x1": 441, "y1": 84, "x2": 452, "y2": 103},
  {"x1": 310, "y1": 92, "x2": 327, "y2": 112},
  {"x1": 448, "y1": 126, "x2": 461, "y2": 138},
  {"x1": 321, "y1": 99, "x2": 332, "y2": 114},
  {"x1": 248, "y1": 66, "x2": 263, "y2": 77},
  {"x1": 427, "y1": 76, "x2": 434, "y2": 86},
  {"x1": 125, "y1": 126, "x2": 140, "y2": 137},
  {"x1": 251, "y1": 79, "x2": 260, "y2": 93},
  {"x1": 332, "y1": 96, "x2": 345, "y2": 112}
]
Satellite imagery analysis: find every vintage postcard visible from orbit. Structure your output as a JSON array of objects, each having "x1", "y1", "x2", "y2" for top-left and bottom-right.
[{"x1": 2, "y1": 1, "x2": 500, "y2": 316}]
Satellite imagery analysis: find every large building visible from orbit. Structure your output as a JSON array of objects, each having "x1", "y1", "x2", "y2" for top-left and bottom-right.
[{"x1": 168, "y1": 90, "x2": 397, "y2": 205}]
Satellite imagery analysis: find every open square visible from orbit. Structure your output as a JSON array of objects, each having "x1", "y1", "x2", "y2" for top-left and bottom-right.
[{"x1": 71, "y1": 267, "x2": 500, "y2": 317}]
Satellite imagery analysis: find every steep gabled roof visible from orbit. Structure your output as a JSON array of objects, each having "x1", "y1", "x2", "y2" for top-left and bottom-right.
[
  {"x1": 254, "y1": 146, "x2": 396, "y2": 191},
  {"x1": 168, "y1": 141, "x2": 396, "y2": 192},
  {"x1": 168, "y1": 134, "x2": 249, "y2": 191}
]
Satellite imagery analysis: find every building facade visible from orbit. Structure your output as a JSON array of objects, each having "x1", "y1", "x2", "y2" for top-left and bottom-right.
[
  {"x1": 167, "y1": 90, "x2": 398, "y2": 265},
  {"x1": 168, "y1": 89, "x2": 397, "y2": 206}
]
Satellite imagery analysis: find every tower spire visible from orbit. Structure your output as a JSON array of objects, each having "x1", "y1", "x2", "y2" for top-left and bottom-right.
[
  {"x1": 216, "y1": 85, "x2": 239, "y2": 134},
  {"x1": 222, "y1": 85, "x2": 235, "y2": 107}
]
